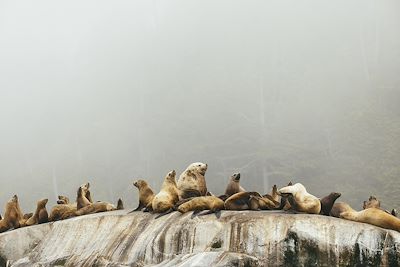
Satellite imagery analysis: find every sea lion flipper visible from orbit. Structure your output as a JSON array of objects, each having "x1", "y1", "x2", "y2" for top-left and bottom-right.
[
  {"x1": 154, "y1": 208, "x2": 174, "y2": 219},
  {"x1": 131, "y1": 203, "x2": 145, "y2": 213},
  {"x1": 214, "y1": 210, "x2": 222, "y2": 219},
  {"x1": 190, "y1": 210, "x2": 202, "y2": 219}
]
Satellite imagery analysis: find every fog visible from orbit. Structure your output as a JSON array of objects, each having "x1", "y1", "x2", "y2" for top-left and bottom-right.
[{"x1": 0, "y1": 0, "x2": 399, "y2": 212}]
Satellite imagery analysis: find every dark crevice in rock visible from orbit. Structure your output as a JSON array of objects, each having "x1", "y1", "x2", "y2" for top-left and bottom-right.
[{"x1": 0, "y1": 255, "x2": 7, "y2": 267}]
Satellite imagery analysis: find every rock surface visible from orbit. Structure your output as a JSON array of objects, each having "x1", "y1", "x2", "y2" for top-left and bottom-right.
[{"x1": 1, "y1": 210, "x2": 400, "y2": 266}]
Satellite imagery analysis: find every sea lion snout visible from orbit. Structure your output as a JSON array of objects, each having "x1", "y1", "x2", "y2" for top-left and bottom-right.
[{"x1": 233, "y1": 173, "x2": 241, "y2": 181}]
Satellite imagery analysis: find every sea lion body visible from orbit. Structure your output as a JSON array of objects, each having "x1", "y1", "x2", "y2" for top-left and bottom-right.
[
  {"x1": 177, "y1": 162, "x2": 208, "y2": 199},
  {"x1": 224, "y1": 192, "x2": 261, "y2": 210},
  {"x1": 49, "y1": 203, "x2": 77, "y2": 221},
  {"x1": 0, "y1": 195, "x2": 24, "y2": 232},
  {"x1": 330, "y1": 202, "x2": 354, "y2": 218},
  {"x1": 74, "y1": 201, "x2": 116, "y2": 216},
  {"x1": 133, "y1": 179, "x2": 155, "y2": 211},
  {"x1": 278, "y1": 183, "x2": 321, "y2": 214},
  {"x1": 249, "y1": 195, "x2": 280, "y2": 210},
  {"x1": 224, "y1": 173, "x2": 245, "y2": 197},
  {"x1": 340, "y1": 207, "x2": 400, "y2": 232},
  {"x1": 319, "y1": 192, "x2": 341, "y2": 216},
  {"x1": 177, "y1": 196, "x2": 224, "y2": 213},
  {"x1": 25, "y1": 199, "x2": 49, "y2": 226},
  {"x1": 77, "y1": 183, "x2": 92, "y2": 210},
  {"x1": 152, "y1": 170, "x2": 179, "y2": 213}
]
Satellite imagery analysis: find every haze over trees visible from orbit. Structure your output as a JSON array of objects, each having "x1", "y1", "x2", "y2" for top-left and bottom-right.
[{"x1": 0, "y1": 1, "x2": 399, "y2": 212}]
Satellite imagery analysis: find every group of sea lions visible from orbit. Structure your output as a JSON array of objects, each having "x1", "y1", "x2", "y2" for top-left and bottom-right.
[
  {"x1": 1, "y1": 161, "x2": 400, "y2": 234},
  {"x1": 131, "y1": 162, "x2": 400, "y2": 232},
  {"x1": 0, "y1": 182, "x2": 122, "y2": 233}
]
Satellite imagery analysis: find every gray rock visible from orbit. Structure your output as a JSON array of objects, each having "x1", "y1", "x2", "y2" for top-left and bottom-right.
[{"x1": 1, "y1": 210, "x2": 399, "y2": 266}]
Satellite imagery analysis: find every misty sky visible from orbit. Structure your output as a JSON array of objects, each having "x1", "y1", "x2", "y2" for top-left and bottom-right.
[{"x1": 0, "y1": 1, "x2": 399, "y2": 212}]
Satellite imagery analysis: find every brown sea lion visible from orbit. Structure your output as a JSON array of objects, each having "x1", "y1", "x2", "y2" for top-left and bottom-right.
[
  {"x1": 278, "y1": 183, "x2": 321, "y2": 214},
  {"x1": 224, "y1": 173, "x2": 246, "y2": 197},
  {"x1": 278, "y1": 181, "x2": 293, "y2": 210},
  {"x1": 249, "y1": 195, "x2": 281, "y2": 210},
  {"x1": 319, "y1": 192, "x2": 341, "y2": 216},
  {"x1": 77, "y1": 183, "x2": 92, "y2": 210},
  {"x1": 73, "y1": 201, "x2": 116, "y2": 216},
  {"x1": 224, "y1": 191, "x2": 262, "y2": 210},
  {"x1": 268, "y1": 185, "x2": 279, "y2": 203},
  {"x1": 49, "y1": 202, "x2": 77, "y2": 221},
  {"x1": 0, "y1": 195, "x2": 24, "y2": 232},
  {"x1": 340, "y1": 207, "x2": 400, "y2": 232},
  {"x1": 363, "y1": 196, "x2": 397, "y2": 217},
  {"x1": 131, "y1": 179, "x2": 155, "y2": 212},
  {"x1": 49, "y1": 184, "x2": 91, "y2": 221},
  {"x1": 177, "y1": 162, "x2": 208, "y2": 199},
  {"x1": 177, "y1": 196, "x2": 225, "y2": 217},
  {"x1": 152, "y1": 170, "x2": 180, "y2": 213},
  {"x1": 25, "y1": 199, "x2": 49, "y2": 226}
]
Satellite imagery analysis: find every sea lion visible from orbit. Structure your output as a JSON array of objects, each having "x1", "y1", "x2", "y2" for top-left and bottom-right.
[
  {"x1": 363, "y1": 196, "x2": 397, "y2": 217},
  {"x1": 49, "y1": 202, "x2": 77, "y2": 221},
  {"x1": 152, "y1": 170, "x2": 179, "y2": 214},
  {"x1": 249, "y1": 195, "x2": 281, "y2": 210},
  {"x1": 77, "y1": 183, "x2": 92, "y2": 210},
  {"x1": 224, "y1": 173, "x2": 246, "y2": 197},
  {"x1": 177, "y1": 196, "x2": 225, "y2": 218},
  {"x1": 261, "y1": 185, "x2": 281, "y2": 209},
  {"x1": 278, "y1": 183, "x2": 321, "y2": 214},
  {"x1": 0, "y1": 195, "x2": 24, "y2": 232},
  {"x1": 330, "y1": 202, "x2": 354, "y2": 218},
  {"x1": 278, "y1": 181, "x2": 293, "y2": 210},
  {"x1": 268, "y1": 185, "x2": 279, "y2": 203},
  {"x1": 177, "y1": 162, "x2": 208, "y2": 199},
  {"x1": 340, "y1": 207, "x2": 400, "y2": 232},
  {"x1": 319, "y1": 192, "x2": 341, "y2": 216},
  {"x1": 224, "y1": 191, "x2": 262, "y2": 210},
  {"x1": 73, "y1": 201, "x2": 116, "y2": 216},
  {"x1": 49, "y1": 184, "x2": 92, "y2": 221},
  {"x1": 131, "y1": 179, "x2": 155, "y2": 212},
  {"x1": 25, "y1": 199, "x2": 49, "y2": 226}
]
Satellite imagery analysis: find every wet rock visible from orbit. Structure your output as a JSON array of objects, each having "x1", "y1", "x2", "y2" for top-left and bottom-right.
[{"x1": 0, "y1": 210, "x2": 399, "y2": 266}]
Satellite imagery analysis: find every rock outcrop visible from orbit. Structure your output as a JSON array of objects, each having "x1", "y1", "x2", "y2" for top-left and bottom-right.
[{"x1": 1, "y1": 210, "x2": 400, "y2": 266}]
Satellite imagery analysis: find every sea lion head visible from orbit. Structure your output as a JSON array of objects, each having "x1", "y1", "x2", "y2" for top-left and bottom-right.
[
  {"x1": 78, "y1": 183, "x2": 90, "y2": 197},
  {"x1": 187, "y1": 162, "x2": 208, "y2": 176},
  {"x1": 57, "y1": 195, "x2": 70, "y2": 205},
  {"x1": 231, "y1": 173, "x2": 241, "y2": 182},
  {"x1": 38, "y1": 198, "x2": 48, "y2": 208},
  {"x1": 166, "y1": 170, "x2": 176, "y2": 183},
  {"x1": 133, "y1": 179, "x2": 148, "y2": 189},
  {"x1": 329, "y1": 192, "x2": 341, "y2": 200}
]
